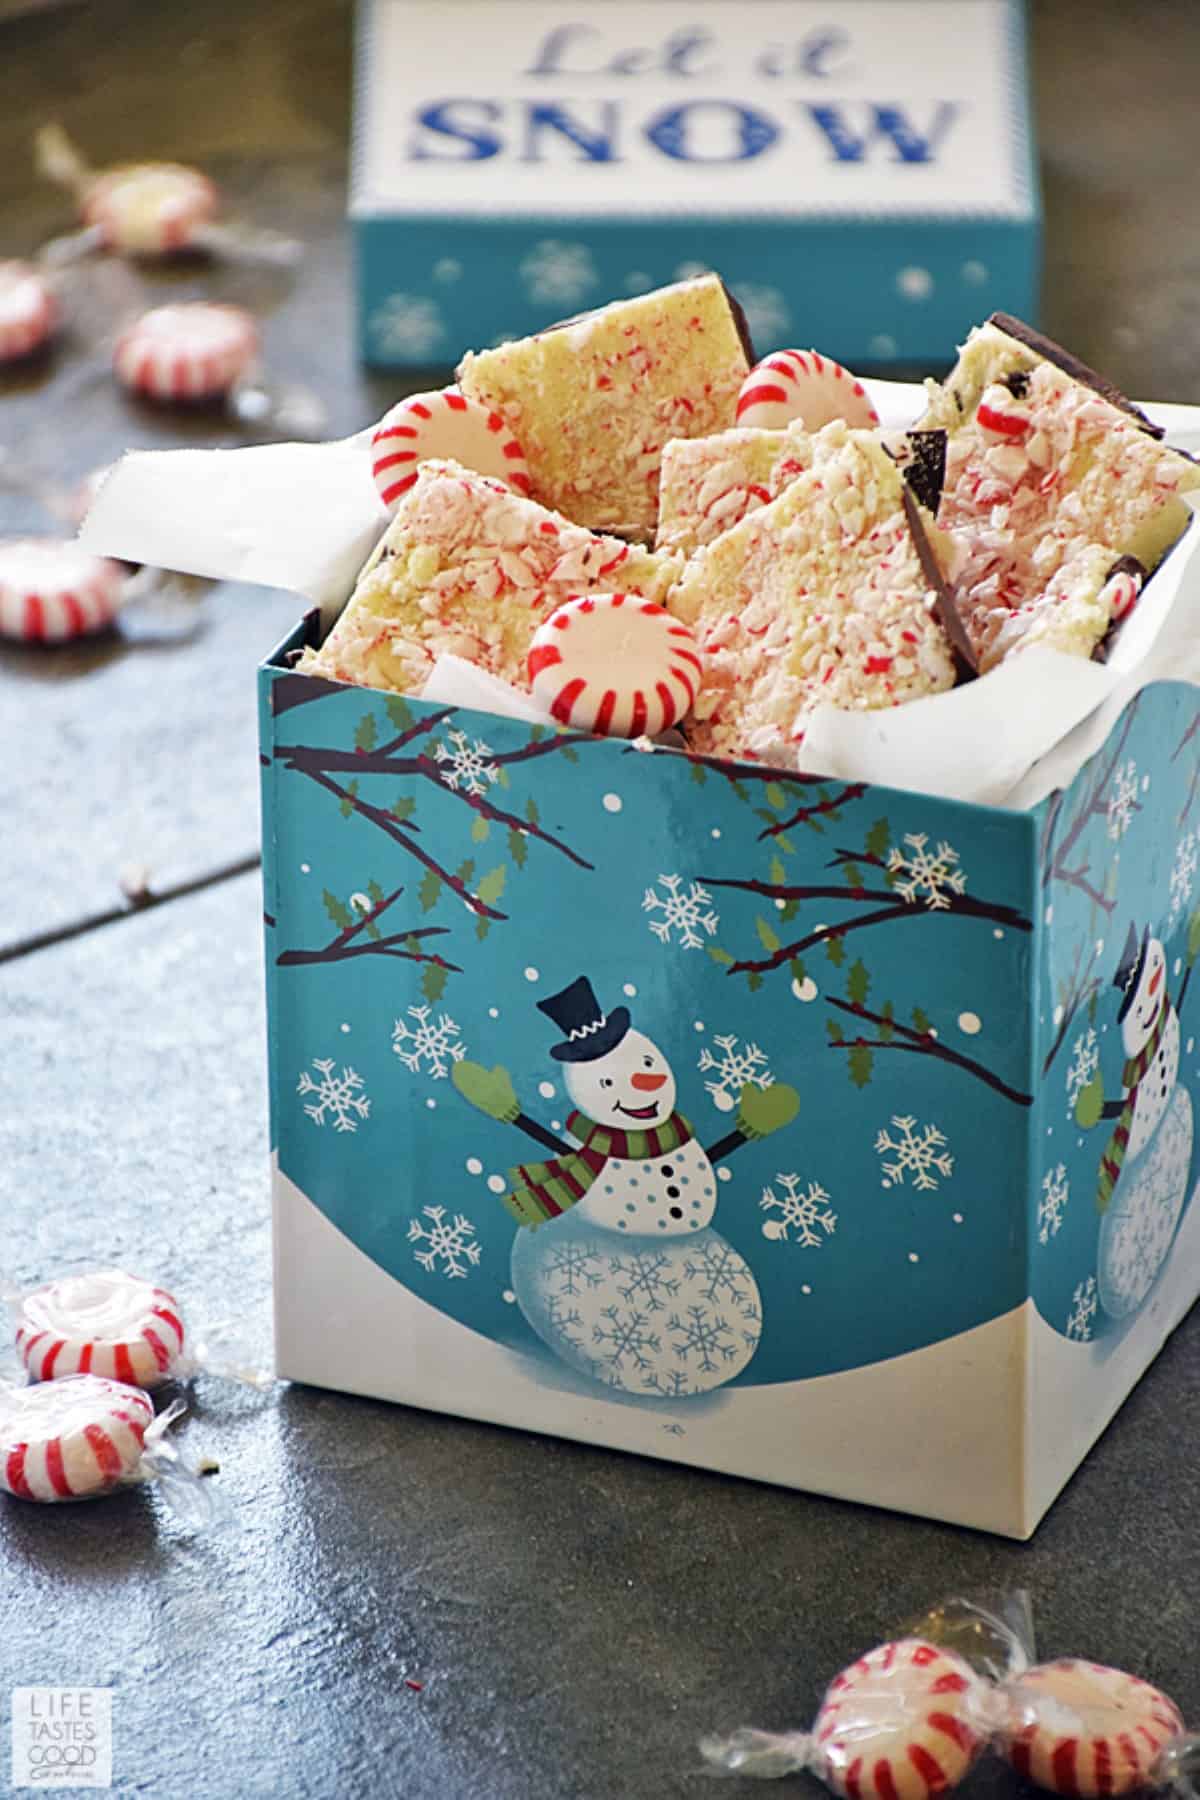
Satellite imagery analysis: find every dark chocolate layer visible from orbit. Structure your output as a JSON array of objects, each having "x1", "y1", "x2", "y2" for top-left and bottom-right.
[
  {"x1": 989, "y1": 312, "x2": 1165, "y2": 439},
  {"x1": 901, "y1": 486, "x2": 978, "y2": 683}
]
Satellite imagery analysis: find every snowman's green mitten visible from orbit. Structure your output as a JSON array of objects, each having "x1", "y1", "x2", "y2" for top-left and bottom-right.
[
  {"x1": 452, "y1": 1060, "x2": 520, "y2": 1124},
  {"x1": 738, "y1": 1082, "x2": 800, "y2": 1141},
  {"x1": 1188, "y1": 907, "x2": 1200, "y2": 967},
  {"x1": 1074, "y1": 1072, "x2": 1105, "y2": 1131}
]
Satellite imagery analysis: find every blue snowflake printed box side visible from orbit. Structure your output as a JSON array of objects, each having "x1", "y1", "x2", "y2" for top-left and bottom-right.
[
  {"x1": 263, "y1": 630, "x2": 1158, "y2": 1535},
  {"x1": 351, "y1": 0, "x2": 1039, "y2": 369}
]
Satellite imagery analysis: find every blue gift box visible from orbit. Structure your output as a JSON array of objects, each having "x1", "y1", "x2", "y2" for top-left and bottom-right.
[
  {"x1": 260, "y1": 631, "x2": 1200, "y2": 1537},
  {"x1": 352, "y1": 0, "x2": 1040, "y2": 370}
]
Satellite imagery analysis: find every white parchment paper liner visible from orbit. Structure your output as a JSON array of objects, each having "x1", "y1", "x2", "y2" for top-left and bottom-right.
[{"x1": 79, "y1": 380, "x2": 1200, "y2": 812}]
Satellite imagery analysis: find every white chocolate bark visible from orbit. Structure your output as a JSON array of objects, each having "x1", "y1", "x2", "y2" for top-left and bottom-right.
[
  {"x1": 457, "y1": 276, "x2": 750, "y2": 535},
  {"x1": 656, "y1": 425, "x2": 813, "y2": 555},
  {"x1": 921, "y1": 321, "x2": 1200, "y2": 670},
  {"x1": 672, "y1": 423, "x2": 957, "y2": 761},
  {"x1": 298, "y1": 461, "x2": 680, "y2": 696}
]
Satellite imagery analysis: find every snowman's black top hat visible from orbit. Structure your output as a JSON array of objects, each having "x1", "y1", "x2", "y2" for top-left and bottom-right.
[
  {"x1": 1114, "y1": 922, "x2": 1149, "y2": 1021},
  {"x1": 538, "y1": 977, "x2": 631, "y2": 1063}
]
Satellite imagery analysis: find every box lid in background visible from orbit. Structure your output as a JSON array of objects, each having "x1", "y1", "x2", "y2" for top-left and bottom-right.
[{"x1": 352, "y1": 0, "x2": 1040, "y2": 369}]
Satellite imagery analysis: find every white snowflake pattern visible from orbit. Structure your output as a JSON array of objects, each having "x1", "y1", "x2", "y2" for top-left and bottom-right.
[
  {"x1": 520, "y1": 239, "x2": 598, "y2": 306},
  {"x1": 407, "y1": 1206, "x2": 482, "y2": 1279},
  {"x1": 1066, "y1": 1275, "x2": 1098, "y2": 1341},
  {"x1": 1170, "y1": 832, "x2": 1197, "y2": 927},
  {"x1": 730, "y1": 282, "x2": 791, "y2": 343},
  {"x1": 592, "y1": 1305, "x2": 661, "y2": 1374},
  {"x1": 368, "y1": 292, "x2": 445, "y2": 360},
  {"x1": 1099, "y1": 1084, "x2": 1192, "y2": 1316},
  {"x1": 433, "y1": 728, "x2": 500, "y2": 797},
  {"x1": 643, "y1": 873, "x2": 720, "y2": 949},
  {"x1": 544, "y1": 1239, "x2": 607, "y2": 1296},
  {"x1": 682, "y1": 1239, "x2": 757, "y2": 1312},
  {"x1": 1066, "y1": 1027, "x2": 1099, "y2": 1115},
  {"x1": 886, "y1": 834, "x2": 967, "y2": 909},
  {"x1": 1038, "y1": 1164, "x2": 1070, "y2": 1245},
  {"x1": 665, "y1": 1306, "x2": 738, "y2": 1374},
  {"x1": 697, "y1": 1033, "x2": 773, "y2": 1112},
  {"x1": 760, "y1": 1173, "x2": 838, "y2": 1248},
  {"x1": 1107, "y1": 760, "x2": 1140, "y2": 841},
  {"x1": 876, "y1": 1116, "x2": 954, "y2": 1192},
  {"x1": 610, "y1": 1250, "x2": 681, "y2": 1314},
  {"x1": 391, "y1": 1006, "x2": 468, "y2": 1079},
  {"x1": 297, "y1": 1059, "x2": 370, "y2": 1133}
]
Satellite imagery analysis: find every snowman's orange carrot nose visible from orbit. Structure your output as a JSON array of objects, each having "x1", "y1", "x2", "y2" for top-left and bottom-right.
[
  {"x1": 631, "y1": 1072, "x2": 667, "y2": 1091},
  {"x1": 1150, "y1": 964, "x2": 1163, "y2": 995}
]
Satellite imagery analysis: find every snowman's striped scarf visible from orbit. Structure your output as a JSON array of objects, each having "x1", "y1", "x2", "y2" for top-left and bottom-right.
[
  {"x1": 504, "y1": 1110, "x2": 694, "y2": 1228},
  {"x1": 1098, "y1": 995, "x2": 1169, "y2": 1214}
]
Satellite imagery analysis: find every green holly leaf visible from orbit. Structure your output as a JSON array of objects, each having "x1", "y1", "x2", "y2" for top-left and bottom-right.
[
  {"x1": 801, "y1": 813, "x2": 827, "y2": 836},
  {"x1": 755, "y1": 916, "x2": 781, "y2": 953},
  {"x1": 707, "y1": 945, "x2": 734, "y2": 967},
  {"x1": 455, "y1": 859, "x2": 476, "y2": 888},
  {"x1": 775, "y1": 833, "x2": 795, "y2": 855},
  {"x1": 422, "y1": 961, "x2": 448, "y2": 1004},
  {"x1": 847, "y1": 959, "x2": 870, "y2": 1007},
  {"x1": 754, "y1": 808, "x2": 777, "y2": 828},
  {"x1": 365, "y1": 920, "x2": 381, "y2": 942},
  {"x1": 385, "y1": 695, "x2": 413, "y2": 732},
  {"x1": 747, "y1": 971, "x2": 763, "y2": 993},
  {"x1": 1087, "y1": 987, "x2": 1099, "y2": 1024},
  {"x1": 769, "y1": 855, "x2": 787, "y2": 888},
  {"x1": 476, "y1": 916, "x2": 491, "y2": 941},
  {"x1": 508, "y1": 827, "x2": 528, "y2": 869},
  {"x1": 865, "y1": 817, "x2": 891, "y2": 860},
  {"x1": 879, "y1": 999, "x2": 896, "y2": 1043},
  {"x1": 322, "y1": 889, "x2": 353, "y2": 931},
  {"x1": 826, "y1": 1018, "x2": 845, "y2": 1044},
  {"x1": 764, "y1": 782, "x2": 787, "y2": 812},
  {"x1": 367, "y1": 878, "x2": 385, "y2": 905},
  {"x1": 405, "y1": 934, "x2": 421, "y2": 954},
  {"x1": 418, "y1": 870, "x2": 442, "y2": 913},
  {"x1": 496, "y1": 766, "x2": 512, "y2": 789},
  {"x1": 525, "y1": 796, "x2": 540, "y2": 827},
  {"x1": 780, "y1": 899, "x2": 799, "y2": 923},
  {"x1": 842, "y1": 861, "x2": 865, "y2": 891},
  {"x1": 476, "y1": 864, "x2": 507, "y2": 907},
  {"x1": 391, "y1": 795, "x2": 416, "y2": 824},
  {"x1": 825, "y1": 935, "x2": 845, "y2": 968},
  {"x1": 729, "y1": 779, "x2": 748, "y2": 803},
  {"x1": 354, "y1": 713, "x2": 378, "y2": 753},
  {"x1": 529, "y1": 724, "x2": 546, "y2": 743},
  {"x1": 338, "y1": 779, "x2": 360, "y2": 819},
  {"x1": 471, "y1": 814, "x2": 490, "y2": 844},
  {"x1": 912, "y1": 1005, "x2": 932, "y2": 1036},
  {"x1": 848, "y1": 1044, "x2": 874, "y2": 1089},
  {"x1": 689, "y1": 761, "x2": 708, "y2": 788},
  {"x1": 559, "y1": 746, "x2": 578, "y2": 765},
  {"x1": 789, "y1": 957, "x2": 807, "y2": 985}
]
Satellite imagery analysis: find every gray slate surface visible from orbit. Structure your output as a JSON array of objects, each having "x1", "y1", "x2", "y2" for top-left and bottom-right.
[{"x1": 2, "y1": 1, "x2": 1199, "y2": 1796}]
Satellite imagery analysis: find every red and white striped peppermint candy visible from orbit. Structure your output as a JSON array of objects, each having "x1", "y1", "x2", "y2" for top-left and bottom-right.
[
  {"x1": 736, "y1": 349, "x2": 880, "y2": 432},
  {"x1": 371, "y1": 387, "x2": 531, "y2": 511},
  {"x1": 527, "y1": 594, "x2": 702, "y2": 736},
  {"x1": 113, "y1": 302, "x2": 258, "y2": 402},
  {"x1": 814, "y1": 1638, "x2": 988, "y2": 1800},
  {"x1": 0, "y1": 260, "x2": 57, "y2": 362},
  {"x1": 16, "y1": 1269, "x2": 187, "y2": 1390},
  {"x1": 0, "y1": 538, "x2": 126, "y2": 642},
  {"x1": 81, "y1": 160, "x2": 218, "y2": 255},
  {"x1": 0, "y1": 1374, "x2": 155, "y2": 1502},
  {"x1": 1001, "y1": 1660, "x2": 1184, "y2": 1797}
]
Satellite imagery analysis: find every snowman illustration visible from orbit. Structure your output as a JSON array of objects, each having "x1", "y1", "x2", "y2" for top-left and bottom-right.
[
  {"x1": 1075, "y1": 918, "x2": 1200, "y2": 1318},
  {"x1": 453, "y1": 977, "x2": 800, "y2": 1398}
]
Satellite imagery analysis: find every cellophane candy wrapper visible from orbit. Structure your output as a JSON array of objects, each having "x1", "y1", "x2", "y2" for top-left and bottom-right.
[
  {"x1": 0, "y1": 1377, "x2": 225, "y2": 1529},
  {"x1": 700, "y1": 1596, "x2": 1193, "y2": 1796}
]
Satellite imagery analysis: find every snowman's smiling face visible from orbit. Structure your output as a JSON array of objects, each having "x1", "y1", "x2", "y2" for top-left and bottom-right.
[
  {"x1": 564, "y1": 1030, "x2": 677, "y2": 1128},
  {"x1": 1122, "y1": 936, "x2": 1167, "y2": 1057}
]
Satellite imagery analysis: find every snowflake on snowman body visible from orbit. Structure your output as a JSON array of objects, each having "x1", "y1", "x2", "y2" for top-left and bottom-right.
[{"x1": 452, "y1": 977, "x2": 800, "y2": 1398}]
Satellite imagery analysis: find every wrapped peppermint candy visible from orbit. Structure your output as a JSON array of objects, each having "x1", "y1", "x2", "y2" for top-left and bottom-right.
[
  {"x1": 371, "y1": 386, "x2": 531, "y2": 511},
  {"x1": 0, "y1": 1376, "x2": 222, "y2": 1526},
  {"x1": 111, "y1": 301, "x2": 326, "y2": 438},
  {"x1": 700, "y1": 1597, "x2": 1193, "y2": 1796},
  {"x1": 10, "y1": 1268, "x2": 271, "y2": 1391},
  {"x1": 0, "y1": 259, "x2": 59, "y2": 363},
  {"x1": 34, "y1": 124, "x2": 301, "y2": 268}
]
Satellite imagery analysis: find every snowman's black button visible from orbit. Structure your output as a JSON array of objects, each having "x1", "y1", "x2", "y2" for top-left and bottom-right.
[
  {"x1": 669, "y1": 1206, "x2": 684, "y2": 1219},
  {"x1": 666, "y1": 1185, "x2": 681, "y2": 1199},
  {"x1": 660, "y1": 1164, "x2": 674, "y2": 1177}
]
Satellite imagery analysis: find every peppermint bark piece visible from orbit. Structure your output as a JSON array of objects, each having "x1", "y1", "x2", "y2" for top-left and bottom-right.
[
  {"x1": 671, "y1": 423, "x2": 958, "y2": 762},
  {"x1": 457, "y1": 275, "x2": 752, "y2": 536},
  {"x1": 656, "y1": 425, "x2": 813, "y2": 555},
  {"x1": 918, "y1": 315, "x2": 1200, "y2": 670},
  {"x1": 299, "y1": 461, "x2": 680, "y2": 696}
]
